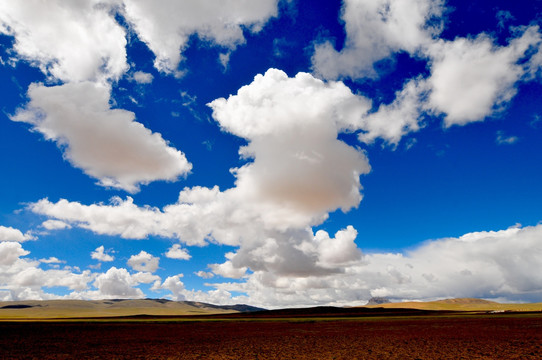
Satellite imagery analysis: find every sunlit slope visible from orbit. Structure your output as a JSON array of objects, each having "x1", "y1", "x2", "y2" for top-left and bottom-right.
[
  {"x1": 0, "y1": 299, "x2": 238, "y2": 319},
  {"x1": 365, "y1": 298, "x2": 542, "y2": 312}
]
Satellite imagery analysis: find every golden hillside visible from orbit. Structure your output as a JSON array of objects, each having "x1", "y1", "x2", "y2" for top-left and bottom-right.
[
  {"x1": 365, "y1": 298, "x2": 542, "y2": 312},
  {"x1": 0, "y1": 299, "x2": 238, "y2": 319}
]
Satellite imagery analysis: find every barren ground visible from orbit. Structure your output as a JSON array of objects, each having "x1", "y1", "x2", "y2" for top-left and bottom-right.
[{"x1": 1, "y1": 314, "x2": 541, "y2": 359}]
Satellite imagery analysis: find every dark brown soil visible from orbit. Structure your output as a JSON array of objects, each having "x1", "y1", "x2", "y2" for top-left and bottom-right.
[{"x1": 1, "y1": 315, "x2": 541, "y2": 359}]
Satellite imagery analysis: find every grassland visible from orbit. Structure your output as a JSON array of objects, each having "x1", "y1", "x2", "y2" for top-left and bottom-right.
[
  {"x1": 363, "y1": 297, "x2": 542, "y2": 312},
  {"x1": 1, "y1": 297, "x2": 541, "y2": 321},
  {"x1": 0, "y1": 299, "x2": 238, "y2": 320}
]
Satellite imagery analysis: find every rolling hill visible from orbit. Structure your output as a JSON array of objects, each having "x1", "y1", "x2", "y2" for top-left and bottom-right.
[
  {"x1": 0, "y1": 299, "x2": 263, "y2": 319},
  {"x1": 364, "y1": 298, "x2": 542, "y2": 312}
]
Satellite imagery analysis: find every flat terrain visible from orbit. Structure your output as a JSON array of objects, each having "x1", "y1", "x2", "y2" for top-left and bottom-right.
[
  {"x1": 1, "y1": 313, "x2": 542, "y2": 359},
  {"x1": 1, "y1": 299, "x2": 541, "y2": 359}
]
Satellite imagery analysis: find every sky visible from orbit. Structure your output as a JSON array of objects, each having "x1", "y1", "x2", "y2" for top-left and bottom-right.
[{"x1": 0, "y1": 0, "x2": 541, "y2": 308}]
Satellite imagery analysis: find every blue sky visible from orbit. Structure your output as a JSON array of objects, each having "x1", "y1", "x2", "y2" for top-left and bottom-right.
[{"x1": 0, "y1": 0, "x2": 541, "y2": 307}]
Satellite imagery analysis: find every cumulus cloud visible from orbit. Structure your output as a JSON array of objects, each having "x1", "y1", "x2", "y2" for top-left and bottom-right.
[
  {"x1": 312, "y1": 0, "x2": 444, "y2": 79},
  {"x1": 358, "y1": 77, "x2": 429, "y2": 145},
  {"x1": 210, "y1": 254, "x2": 248, "y2": 279},
  {"x1": 89, "y1": 267, "x2": 145, "y2": 299},
  {"x1": 29, "y1": 69, "x2": 374, "y2": 286},
  {"x1": 153, "y1": 275, "x2": 185, "y2": 301},
  {"x1": 24, "y1": 66, "x2": 542, "y2": 306},
  {"x1": 313, "y1": 226, "x2": 362, "y2": 266},
  {"x1": 0, "y1": 0, "x2": 127, "y2": 83},
  {"x1": 0, "y1": 241, "x2": 94, "y2": 300},
  {"x1": 39, "y1": 257, "x2": 65, "y2": 264},
  {"x1": 122, "y1": 0, "x2": 279, "y2": 74},
  {"x1": 426, "y1": 27, "x2": 542, "y2": 126},
  {"x1": 132, "y1": 271, "x2": 161, "y2": 285},
  {"x1": 165, "y1": 244, "x2": 191, "y2": 260},
  {"x1": 209, "y1": 69, "x2": 371, "y2": 221},
  {"x1": 3, "y1": 221, "x2": 541, "y2": 306},
  {"x1": 91, "y1": 246, "x2": 115, "y2": 262},
  {"x1": 0, "y1": 225, "x2": 35, "y2": 242},
  {"x1": 209, "y1": 224, "x2": 542, "y2": 308},
  {"x1": 41, "y1": 220, "x2": 71, "y2": 231},
  {"x1": 31, "y1": 69, "x2": 373, "y2": 242},
  {"x1": 127, "y1": 251, "x2": 159, "y2": 272},
  {"x1": 131, "y1": 71, "x2": 153, "y2": 84},
  {"x1": 0, "y1": 243, "x2": 162, "y2": 300},
  {"x1": 153, "y1": 274, "x2": 241, "y2": 304},
  {"x1": 0, "y1": 242, "x2": 30, "y2": 266},
  {"x1": 195, "y1": 271, "x2": 214, "y2": 279},
  {"x1": 311, "y1": 1, "x2": 542, "y2": 139},
  {"x1": 11, "y1": 82, "x2": 192, "y2": 192}
]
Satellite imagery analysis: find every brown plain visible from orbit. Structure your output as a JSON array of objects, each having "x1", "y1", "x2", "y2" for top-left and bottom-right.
[
  {"x1": 1, "y1": 315, "x2": 542, "y2": 359},
  {"x1": 1, "y1": 298, "x2": 541, "y2": 359}
]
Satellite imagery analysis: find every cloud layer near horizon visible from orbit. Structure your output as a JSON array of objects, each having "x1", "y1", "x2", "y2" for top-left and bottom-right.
[{"x1": 2, "y1": 222, "x2": 542, "y2": 306}]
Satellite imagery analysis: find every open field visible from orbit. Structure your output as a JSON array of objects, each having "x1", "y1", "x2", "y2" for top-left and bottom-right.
[
  {"x1": 1, "y1": 297, "x2": 540, "y2": 320},
  {"x1": 1, "y1": 299, "x2": 541, "y2": 359},
  {"x1": 1, "y1": 313, "x2": 542, "y2": 359},
  {"x1": 364, "y1": 298, "x2": 542, "y2": 312},
  {"x1": 0, "y1": 299, "x2": 248, "y2": 319}
]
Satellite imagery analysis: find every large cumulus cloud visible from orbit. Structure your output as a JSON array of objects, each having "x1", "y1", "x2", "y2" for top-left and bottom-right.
[{"x1": 11, "y1": 82, "x2": 191, "y2": 192}]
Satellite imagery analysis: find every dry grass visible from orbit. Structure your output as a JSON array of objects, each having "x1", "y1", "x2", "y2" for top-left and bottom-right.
[
  {"x1": 0, "y1": 299, "x2": 236, "y2": 319},
  {"x1": 364, "y1": 298, "x2": 542, "y2": 312}
]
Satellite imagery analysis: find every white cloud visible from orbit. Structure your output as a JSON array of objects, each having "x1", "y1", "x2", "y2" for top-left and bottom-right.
[
  {"x1": 0, "y1": 242, "x2": 94, "y2": 300},
  {"x1": 209, "y1": 69, "x2": 372, "y2": 222},
  {"x1": 0, "y1": 0, "x2": 127, "y2": 83},
  {"x1": 28, "y1": 69, "x2": 375, "y2": 290},
  {"x1": 311, "y1": 1, "x2": 542, "y2": 140},
  {"x1": 132, "y1": 271, "x2": 161, "y2": 284},
  {"x1": 89, "y1": 267, "x2": 144, "y2": 299},
  {"x1": 312, "y1": 0, "x2": 444, "y2": 79},
  {"x1": 3, "y1": 222, "x2": 541, "y2": 305},
  {"x1": 210, "y1": 223, "x2": 542, "y2": 308},
  {"x1": 31, "y1": 70, "x2": 373, "y2": 243},
  {"x1": 11, "y1": 82, "x2": 192, "y2": 192},
  {"x1": 24, "y1": 67, "x2": 542, "y2": 306},
  {"x1": 127, "y1": 251, "x2": 159, "y2": 272},
  {"x1": 219, "y1": 52, "x2": 231, "y2": 71},
  {"x1": 39, "y1": 257, "x2": 65, "y2": 264},
  {"x1": 153, "y1": 274, "x2": 242, "y2": 304},
  {"x1": 153, "y1": 275, "x2": 185, "y2": 301},
  {"x1": 426, "y1": 27, "x2": 542, "y2": 126},
  {"x1": 0, "y1": 242, "x2": 30, "y2": 266},
  {"x1": 210, "y1": 257, "x2": 247, "y2": 279},
  {"x1": 131, "y1": 71, "x2": 154, "y2": 84},
  {"x1": 165, "y1": 244, "x2": 191, "y2": 260},
  {"x1": 41, "y1": 220, "x2": 71, "y2": 231},
  {"x1": 0, "y1": 225, "x2": 35, "y2": 242},
  {"x1": 31, "y1": 196, "x2": 170, "y2": 240},
  {"x1": 91, "y1": 246, "x2": 115, "y2": 262},
  {"x1": 358, "y1": 77, "x2": 428, "y2": 145},
  {"x1": 313, "y1": 226, "x2": 362, "y2": 266},
  {"x1": 195, "y1": 271, "x2": 214, "y2": 279},
  {"x1": 122, "y1": 0, "x2": 279, "y2": 74}
]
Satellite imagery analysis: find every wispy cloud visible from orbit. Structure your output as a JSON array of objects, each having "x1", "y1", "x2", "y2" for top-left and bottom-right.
[{"x1": 496, "y1": 131, "x2": 519, "y2": 145}]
